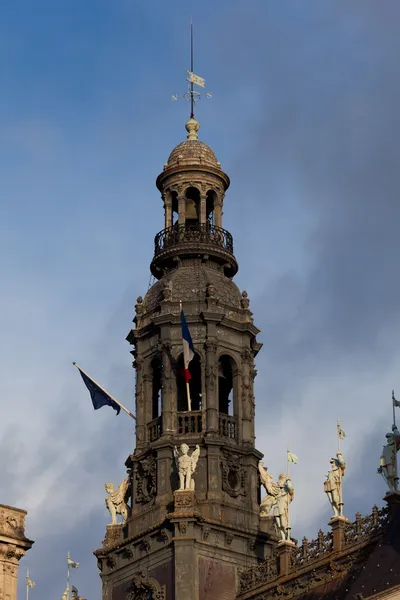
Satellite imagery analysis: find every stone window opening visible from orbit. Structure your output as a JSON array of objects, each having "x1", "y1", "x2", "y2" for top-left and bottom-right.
[
  {"x1": 171, "y1": 190, "x2": 179, "y2": 226},
  {"x1": 184, "y1": 186, "x2": 200, "y2": 225},
  {"x1": 218, "y1": 355, "x2": 236, "y2": 416},
  {"x1": 206, "y1": 189, "x2": 217, "y2": 227},
  {"x1": 176, "y1": 352, "x2": 202, "y2": 412},
  {"x1": 151, "y1": 355, "x2": 162, "y2": 420}
]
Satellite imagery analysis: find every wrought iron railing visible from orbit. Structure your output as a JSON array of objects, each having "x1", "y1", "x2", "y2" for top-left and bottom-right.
[
  {"x1": 147, "y1": 416, "x2": 162, "y2": 442},
  {"x1": 177, "y1": 411, "x2": 202, "y2": 434},
  {"x1": 219, "y1": 415, "x2": 238, "y2": 440},
  {"x1": 154, "y1": 223, "x2": 234, "y2": 257}
]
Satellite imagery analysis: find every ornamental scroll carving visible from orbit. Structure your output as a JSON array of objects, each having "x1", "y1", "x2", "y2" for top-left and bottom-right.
[
  {"x1": 134, "y1": 454, "x2": 156, "y2": 505},
  {"x1": 126, "y1": 571, "x2": 165, "y2": 600},
  {"x1": 221, "y1": 451, "x2": 247, "y2": 498}
]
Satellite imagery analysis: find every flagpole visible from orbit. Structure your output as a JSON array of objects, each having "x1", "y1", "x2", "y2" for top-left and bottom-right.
[
  {"x1": 179, "y1": 301, "x2": 192, "y2": 412},
  {"x1": 393, "y1": 390, "x2": 396, "y2": 429},
  {"x1": 72, "y1": 362, "x2": 136, "y2": 420},
  {"x1": 67, "y1": 553, "x2": 70, "y2": 600},
  {"x1": 337, "y1": 420, "x2": 343, "y2": 516},
  {"x1": 286, "y1": 447, "x2": 290, "y2": 540},
  {"x1": 26, "y1": 568, "x2": 29, "y2": 600}
]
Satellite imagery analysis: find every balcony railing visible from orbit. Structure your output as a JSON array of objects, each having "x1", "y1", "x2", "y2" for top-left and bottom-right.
[
  {"x1": 147, "y1": 416, "x2": 162, "y2": 442},
  {"x1": 177, "y1": 411, "x2": 203, "y2": 435},
  {"x1": 219, "y1": 415, "x2": 238, "y2": 440},
  {"x1": 154, "y1": 223, "x2": 234, "y2": 257}
]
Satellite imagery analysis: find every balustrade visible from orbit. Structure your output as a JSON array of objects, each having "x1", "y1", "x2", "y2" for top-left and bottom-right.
[
  {"x1": 147, "y1": 417, "x2": 162, "y2": 442},
  {"x1": 177, "y1": 411, "x2": 202, "y2": 435},
  {"x1": 154, "y1": 223, "x2": 234, "y2": 257},
  {"x1": 219, "y1": 415, "x2": 238, "y2": 440}
]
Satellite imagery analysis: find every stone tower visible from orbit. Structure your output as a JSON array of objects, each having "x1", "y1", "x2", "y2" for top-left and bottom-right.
[
  {"x1": 0, "y1": 504, "x2": 34, "y2": 600},
  {"x1": 95, "y1": 118, "x2": 276, "y2": 600}
]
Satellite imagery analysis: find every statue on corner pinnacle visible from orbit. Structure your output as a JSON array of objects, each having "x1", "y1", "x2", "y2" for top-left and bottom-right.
[
  {"x1": 174, "y1": 443, "x2": 200, "y2": 491},
  {"x1": 258, "y1": 462, "x2": 294, "y2": 541},
  {"x1": 105, "y1": 476, "x2": 130, "y2": 525}
]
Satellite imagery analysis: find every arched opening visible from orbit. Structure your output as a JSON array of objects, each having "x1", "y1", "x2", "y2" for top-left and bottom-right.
[
  {"x1": 185, "y1": 187, "x2": 200, "y2": 225},
  {"x1": 176, "y1": 352, "x2": 202, "y2": 412},
  {"x1": 206, "y1": 190, "x2": 217, "y2": 227},
  {"x1": 151, "y1": 355, "x2": 162, "y2": 419},
  {"x1": 218, "y1": 355, "x2": 235, "y2": 416},
  {"x1": 170, "y1": 190, "x2": 178, "y2": 227}
]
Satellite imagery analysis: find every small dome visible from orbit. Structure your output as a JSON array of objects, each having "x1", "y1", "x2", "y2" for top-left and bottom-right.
[
  {"x1": 167, "y1": 139, "x2": 219, "y2": 170},
  {"x1": 144, "y1": 266, "x2": 242, "y2": 312}
]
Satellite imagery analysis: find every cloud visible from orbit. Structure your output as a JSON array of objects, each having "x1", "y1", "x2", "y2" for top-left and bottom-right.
[{"x1": 2, "y1": 2, "x2": 400, "y2": 597}]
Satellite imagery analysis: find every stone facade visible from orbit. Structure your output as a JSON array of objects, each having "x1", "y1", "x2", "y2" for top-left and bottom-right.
[
  {"x1": 0, "y1": 504, "x2": 34, "y2": 600},
  {"x1": 94, "y1": 119, "x2": 275, "y2": 599}
]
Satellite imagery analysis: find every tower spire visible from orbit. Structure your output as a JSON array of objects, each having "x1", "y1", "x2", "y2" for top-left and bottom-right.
[
  {"x1": 190, "y1": 18, "x2": 194, "y2": 119},
  {"x1": 171, "y1": 21, "x2": 211, "y2": 133}
]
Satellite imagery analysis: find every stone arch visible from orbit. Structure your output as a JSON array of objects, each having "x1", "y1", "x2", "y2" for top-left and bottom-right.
[
  {"x1": 184, "y1": 186, "x2": 201, "y2": 224},
  {"x1": 176, "y1": 352, "x2": 202, "y2": 412},
  {"x1": 218, "y1": 354, "x2": 239, "y2": 417}
]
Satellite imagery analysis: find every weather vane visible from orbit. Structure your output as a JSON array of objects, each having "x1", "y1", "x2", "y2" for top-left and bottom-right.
[{"x1": 172, "y1": 21, "x2": 212, "y2": 118}]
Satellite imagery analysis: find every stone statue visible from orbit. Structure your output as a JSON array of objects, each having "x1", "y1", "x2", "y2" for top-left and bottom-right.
[
  {"x1": 174, "y1": 444, "x2": 200, "y2": 491},
  {"x1": 324, "y1": 452, "x2": 346, "y2": 517},
  {"x1": 105, "y1": 476, "x2": 129, "y2": 525},
  {"x1": 258, "y1": 462, "x2": 294, "y2": 541},
  {"x1": 378, "y1": 426, "x2": 400, "y2": 492}
]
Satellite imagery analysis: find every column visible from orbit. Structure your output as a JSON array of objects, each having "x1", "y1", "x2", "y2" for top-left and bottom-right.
[
  {"x1": 241, "y1": 349, "x2": 253, "y2": 443},
  {"x1": 214, "y1": 200, "x2": 223, "y2": 228},
  {"x1": 200, "y1": 193, "x2": 207, "y2": 225},
  {"x1": 164, "y1": 194, "x2": 172, "y2": 229},
  {"x1": 178, "y1": 195, "x2": 186, "y2": 225},
  {"x1": 205, "y1": 341, "x2": 218, "y2": 434},
  {"x1": 134, "y1": 358, "x2": 146, "y2": 450},
  {"x1": 161, "y1": 342, "x2": 174, "y2": 435}
]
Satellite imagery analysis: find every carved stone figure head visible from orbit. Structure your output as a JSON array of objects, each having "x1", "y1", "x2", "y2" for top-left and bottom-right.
[
  {"x1": 180, "y1": 443, "x2": 189, "y2": 455},
  {"x1": 105, "y1": 483, "x2": 114, "y2": 493}
]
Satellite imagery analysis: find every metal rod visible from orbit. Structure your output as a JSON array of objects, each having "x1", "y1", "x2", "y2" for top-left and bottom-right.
[{"x1": 190, "y1": 20, "x2": 194, "y2": 118}]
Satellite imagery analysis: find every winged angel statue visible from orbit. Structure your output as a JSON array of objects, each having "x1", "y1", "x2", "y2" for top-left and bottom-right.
[
  {"x1": 174, "y1": 443, "x2": 200, "y2": 491},
  {"x1": 105, "y1": 476, "x2": 130, "y2": 525},
  {"x1": 258, "y1": 461, "x2": 294, "y2": 541}
]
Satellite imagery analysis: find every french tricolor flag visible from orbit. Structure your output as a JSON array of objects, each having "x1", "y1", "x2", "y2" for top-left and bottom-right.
[{"x1": 180, "y1": 306, "x2": 195, "y2": 383}]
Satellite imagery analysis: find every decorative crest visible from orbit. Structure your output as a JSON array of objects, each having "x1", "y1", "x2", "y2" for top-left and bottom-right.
[{"x1": 172, "y1": 21, "x2": 212, "y2": 120}]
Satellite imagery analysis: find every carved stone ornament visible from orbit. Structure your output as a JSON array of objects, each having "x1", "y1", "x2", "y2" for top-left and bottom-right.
[
  {"x1": 126, "y1": 571, "x2": 165, "y2": 600},
  {"x1": 203, "y1": 526, "x2": 211, "y2": 540},
  {"x1": 178, "y1": 521, "x2": 188, "y2": 535},
  {"x1": 106, "y1": 555, "x2": 116, "y2": 570},
  {"x1": 134, "y1": 454, "x2": 157, "y2": 504},
  {"x1": 122, "y1": 546, "x2": 134, "y2": 559},
  {"x1": 221, "y1": 451, "x2": 247, "y2": 498},
  {"x1": 140, "y1": 537, "x2": 151, "y2": 554},
  {"x1": 225, "y1": 532, "x2": 234, "y2": 546}
]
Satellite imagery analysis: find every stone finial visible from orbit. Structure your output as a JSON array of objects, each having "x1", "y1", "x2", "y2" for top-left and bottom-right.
[
  {"x1": 241, "y1": 290, "x2": 250, "y2": 310},
  {"x1": 185, "y1": 118, "x2": 200, "y2": 140}
]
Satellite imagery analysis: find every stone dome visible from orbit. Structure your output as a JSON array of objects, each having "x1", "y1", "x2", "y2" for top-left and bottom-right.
[
  {"x1": 144, "y1": 266, "x2": 242, "y2": 313},
  {"x1": 166, "y1": 140, "x2": 220, "y2": 170}
]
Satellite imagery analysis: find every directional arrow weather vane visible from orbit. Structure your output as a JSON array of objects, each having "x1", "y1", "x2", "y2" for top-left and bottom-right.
[{"x1": 172, "y1": 21, "x2": 212, "y2": 118}]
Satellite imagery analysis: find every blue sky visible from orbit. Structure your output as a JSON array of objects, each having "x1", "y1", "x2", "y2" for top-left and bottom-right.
[{"x1": 2, "y1": 1, "x2": 400, "y2": 598}]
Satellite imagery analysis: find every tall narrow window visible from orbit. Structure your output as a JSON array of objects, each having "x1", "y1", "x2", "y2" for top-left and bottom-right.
[
  {"x1": 176, "y1": 352, "x2": 202, "y2": 412},
  {"x1": 206, "y1": 190, "x2": 216, "y2": 227},
  {"x1": 151, "y1": 355, "x2": 162, "y2": 419},
  {"x1": 185, "y1": 187, "x2": 200, "y2": 225},
  {"x1": 218, "y1": 355, "x2": 235, "y2": 415}
]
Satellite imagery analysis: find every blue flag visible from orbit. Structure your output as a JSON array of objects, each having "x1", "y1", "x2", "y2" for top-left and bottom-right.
[{"x1": 77, "y1": 368, "x2": 120, "y2": 415}]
